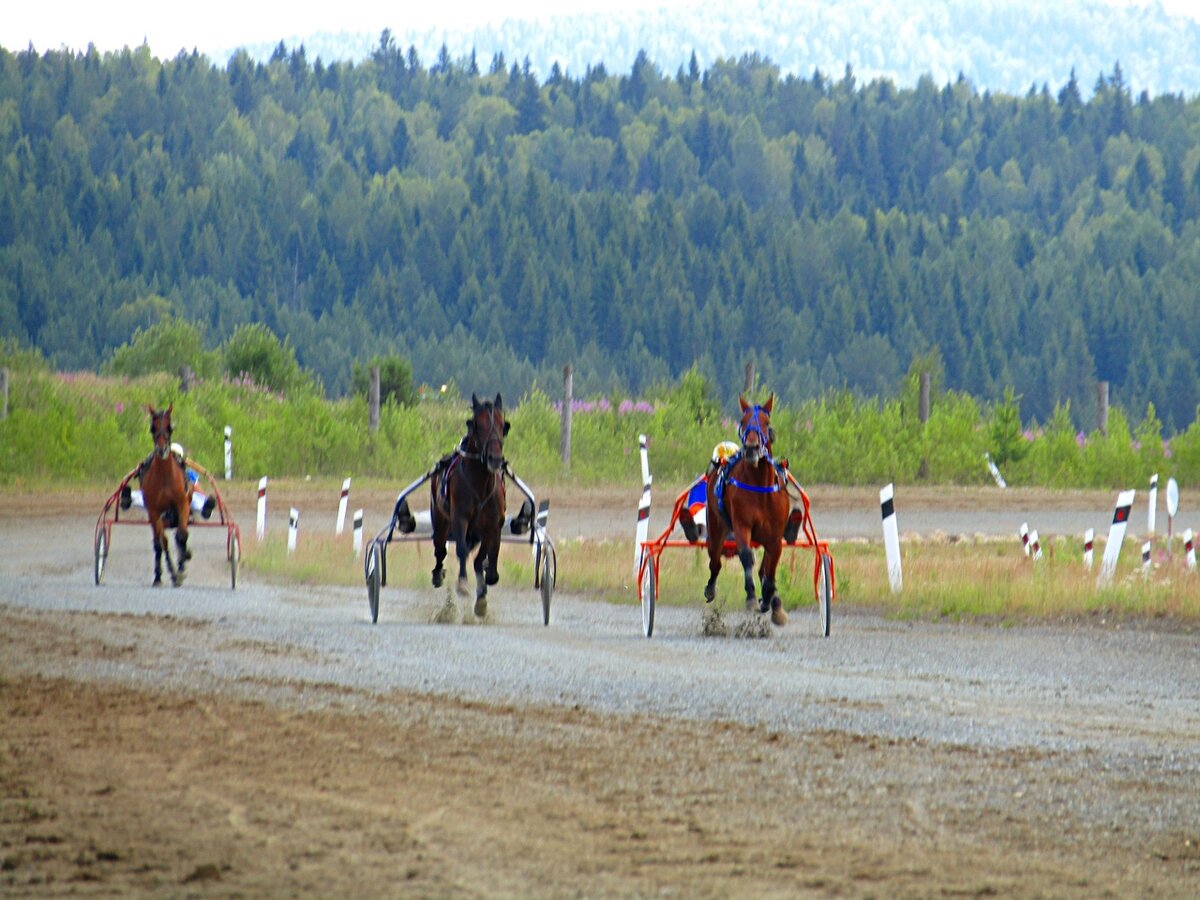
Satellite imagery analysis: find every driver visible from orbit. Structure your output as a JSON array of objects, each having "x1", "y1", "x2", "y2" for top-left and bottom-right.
[
  {"x1": 120, "y1": 442, "x2": 215, "y2": 519},
  {"x1": 677, "y1": 440, "x2": 739, "y2": 542}
]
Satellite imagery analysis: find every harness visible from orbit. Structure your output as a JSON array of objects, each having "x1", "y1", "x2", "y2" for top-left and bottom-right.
[{"x1": 713, "y1": 411, "x2": 786, "y2": 527}]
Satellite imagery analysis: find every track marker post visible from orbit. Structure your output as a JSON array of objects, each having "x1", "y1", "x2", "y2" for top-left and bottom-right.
[
  {"x1": 224, "y1": 426, "x2": 233, "y2": 480},
  {"x1": 352, "y1": 509, "x2": 363, "y2": 557},
  {"x1": 1185, "y1": 528, "x2": 1196, "y2": 571},
  {"x1": 881, "y1": 483, "x2": 902, "y2": 593},
  {"x1": 288, "y1": 507, "x2": 299, "y2": 553},
  {"x1": 1099, "y1": 489, "x2": 1135, "y2": 584},
  {"x1": 336, "y1": 477, "x2": 352, "y2": 535},
  {"x1": 1020, "y1": 522, "x2": 1030, "y2": 557},
  {"x1": 984, "y1": 452, "x2": 1007, "y2": 488},
  {"x1": 1141, "y1": 541, "x2": 1152, "y2": 575},
  {"x1": 1029, "y1": 529, "x2": 1041, "y2": 561},
  {"x1": 1166, "y1": 478, "x2": 1179, "y2": 557},
  {"x1": 1147, "y1": 473, "x2": 1159, "y2": 539},
  {"x1": 1083, "y1": 528, "x2": 1094, "y2": 569},
  {"x1": 256, "y1": 476, "x2": 268, "y2": 541},
  {"x1": 633, "y1": 434, "x2": 651, "y2": 579}
]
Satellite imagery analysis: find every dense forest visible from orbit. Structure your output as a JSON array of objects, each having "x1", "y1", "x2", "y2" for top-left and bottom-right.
[{"x1": 2, "y1": 37, "x2": 1200, "y2": 430}]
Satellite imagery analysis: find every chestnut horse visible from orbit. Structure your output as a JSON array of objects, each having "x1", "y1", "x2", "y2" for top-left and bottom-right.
[
  {"x1": 430, "y1": 394, "x2": 510, "y2": 618},
  {"x1": 704, "y1": 394, "x2": 790, "y2": 626},
  {"x1": 141, "y1": 404, "x2": 192, "y2": 586}
]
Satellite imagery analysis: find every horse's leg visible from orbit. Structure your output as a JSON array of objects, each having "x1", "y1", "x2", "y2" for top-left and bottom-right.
[
  {"x1": 151, "y1": 522, "x2": 164, "y2": 586},
  {"x1": 431, "y1": 506, "x2": 448, "y2": 588},
  {"x1": 158, "y1": 518, "x2": 179, "y2": 587},
  {"x1": 704, "y1": 508, "x2": 725, "y2": 602},
  {"x1": 732, "y1": 524, "x2": 760, "y2": 612},
  {"x1": 472, "y1": 547, "x2": 488, "y2": 618},
  {"x1": 760, "y1": 537, "x2": 787, "y2": 626},
  {"x1": 453, "y1": 518, "x2": 472, "y2": 597}
]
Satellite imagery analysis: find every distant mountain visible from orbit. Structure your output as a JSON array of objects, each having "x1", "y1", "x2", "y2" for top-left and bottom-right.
[{"x1": 226, "y1": 0, "x2": 1200, "y2": 98}]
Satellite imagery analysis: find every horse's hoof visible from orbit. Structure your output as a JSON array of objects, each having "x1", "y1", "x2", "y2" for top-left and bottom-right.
[
  {"x1": 485, "y1": 570, "x2": 500, "y2": 587},
  {"x1": 456, "y1": 577, "x2": 471, "y2": 597},
  {"x1": 758, "y1": 596, "x2": 771, "y2": 614},
  {"x1": 153, "y1": 578, "x2": 163, "y2": 587},
  {"x1": 704, "y1": 582, "x2": 716, "y2": 603},
  {"x1": 432, "y1": 568, "x2": 444, "y2": 588},
  {"x1": 770, "y1": 596, "x2": 788, "y2": 627},
  {"x1": 745, "y1": 597, "x2": 757, "y2": 612},
  {"x1": 474, "y1": 596, "x2": 488, "y2": 618}
]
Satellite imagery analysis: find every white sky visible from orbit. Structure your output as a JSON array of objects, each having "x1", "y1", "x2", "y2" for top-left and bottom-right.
[
  {"x1": 1, "y1": 1, "x2": 695, "y2": 57},
  {"x1": 3, "y1": 0, "x2": 1199, "y2": 58}
]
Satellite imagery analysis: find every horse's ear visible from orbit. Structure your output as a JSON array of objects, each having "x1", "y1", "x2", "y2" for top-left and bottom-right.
[
  {"x1": 494, "y1": 393, "x2": 503, "y2": 409},
  {"x1": 147, "y1": 404, "x2": 156, "y2": 416},
  {"x1": 739, "y1": 395, "x2": 750, "y2": 412},
  {"x1": 166, "y1": 402, "x2": 173, "y2": 416},
  {"x1": 471, "y1": 393, "x2": 480, "y2": 410},
  {"x1": 503, "y1": 421, "x2": 511, "y2": 436},
  {"x1": 764, "y1": 393, "x2": 774, "y2": 413}
]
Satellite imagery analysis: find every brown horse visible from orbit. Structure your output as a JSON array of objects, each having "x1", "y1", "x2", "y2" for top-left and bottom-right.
[
  {"x1": 141, "y1": 404, "x2": 191, "y2": 586},
  {"x1": 430, "y1": 394, "x2": 510, "y2": 618},
  {"x1": 704, "y1": 394, "x2": 790, "y2": 626}
]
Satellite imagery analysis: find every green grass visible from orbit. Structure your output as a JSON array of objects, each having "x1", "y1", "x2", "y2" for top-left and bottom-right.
[{"x1": 241, "y1": 530, "x2": 1200, "y2": 624}]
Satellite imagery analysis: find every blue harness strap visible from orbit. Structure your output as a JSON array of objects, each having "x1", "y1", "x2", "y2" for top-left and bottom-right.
[{"x1": 714, "y1": 449, "x2": 786, "y2": 528}]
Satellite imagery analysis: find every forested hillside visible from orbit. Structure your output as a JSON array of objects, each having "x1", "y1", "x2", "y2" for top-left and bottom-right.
[{"x1": 2, "y1": 39, "x2": 1200, "y2": 430}]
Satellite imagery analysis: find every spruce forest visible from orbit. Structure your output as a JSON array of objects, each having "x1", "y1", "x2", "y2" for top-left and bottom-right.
[{"x1": 3, "y1": 36, "x2": 1200, "y2": 431}]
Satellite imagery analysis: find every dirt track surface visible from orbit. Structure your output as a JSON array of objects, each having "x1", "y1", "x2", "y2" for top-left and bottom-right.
[{"x1": 2, "y1": 485, "x2": 1199, "y2": 896}]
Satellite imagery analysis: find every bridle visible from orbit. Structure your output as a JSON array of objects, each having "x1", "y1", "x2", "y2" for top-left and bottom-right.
[
  {"x1": 150, "y1": 409, "x2": 173, "y2": 460},
  {"x1": 737, "y1": 404, "x2": 774, "y2": 464}
]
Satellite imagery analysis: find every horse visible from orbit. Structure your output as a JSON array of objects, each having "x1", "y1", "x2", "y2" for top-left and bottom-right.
[
  {"x1": 140, "y1": 404, "x2": 192, "y2": 586},
  {"x1": 703, "y1": 394, "x2": 790, "y2": 627},
  {"x1": 430, "y1": 393, "x2": 510, "y2": 618}
]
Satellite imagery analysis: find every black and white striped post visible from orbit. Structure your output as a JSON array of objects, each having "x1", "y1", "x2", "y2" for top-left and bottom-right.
[
  {"x1": 1083, "y1": 528, "x2": 1094, "y2": 569},
  {"x1": 224, "y1": 426, "x2": 233, "y2": 480},
  {"x1": 881, "y1": 483, "x2": 902, "y2": 593},
  {"x1": 1185, "y1": 528, "x2": 1196, "y2": 571},
  {"x1": 288, "y1": 507, "x2": 299, "y2": 554},
  {"x1": 633, "y1": 434, "x2": 651, "y2": 578},
  {"x1": 256, "y1": 476, "x2": 268, "y2": 541},
  {"x1": 352, "y1": 509, "x2": 363, "y2": 558},
  {"x1": 336, "y1": 477, "x2": 351, "y2": 535},
  {"x1": 1147, "y1": 473, "x2": 1159, "y2": 539},
  {"x1": 1099, "y1": 489, "x2": 1135, "y2": 584},
  {"x1": 1141, "y1": 540, "x2": 1152, "y2": 575}
]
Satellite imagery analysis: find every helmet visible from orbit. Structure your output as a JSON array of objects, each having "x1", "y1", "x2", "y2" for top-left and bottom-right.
[
  {"x1": 711, "y1": 441, "x2": 739, "y2": 465},
  {"x1": 170, "y1": 442, "x2": 185, "y2": 458}
]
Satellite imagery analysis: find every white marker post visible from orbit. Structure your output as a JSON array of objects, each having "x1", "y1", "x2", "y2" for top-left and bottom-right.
[
  {"x1": 223, "y1": 426, "x2": 233, "y2": 480},
  {"x1": 288, "y1": 507, "x2": 299, "y2": 553},
  {"x1": 256, "y1": 476, "x2": 268, "y2": 541},
  {"x1": 336, "y1": 477, "x2": 351, "y2": 535},
  {"x1": 1147, "y1": 473, "x2": 1158, "y2": 538},
  {"x1": 1029, "y1": 529, "x2": 1041, "y2": 561},
  {"x1": 1166, "y1": 478, "x2": 1179, "y2": 556},
  {"x1": 352, "y1": 509, "x2": 363, "y2": 558},
  {"x1": 1099, "y1": 489, "x2": 1135, "y2": 584},
  {"x1": 1083, "y1": 528, "x2": 1094, "y2": 569},
  {"x1": 1141, "y1": 540, "x2": 1152, "y2": 574},
  {"x1": 633, "y1": 434, "x2": 651, "y2": 578},
  {"x1": 1019, "y1": 522, "x2": 1030, "y2": 557},
  {"x1": 1184, "y1": 528, "x2": 1196, "y2": 571},
  {"x1": 881, "y1": 483, "x2": 902, "y2": 593},
  {"x1": 984, "y1": 452, "x2": 1007, "y2": 488}
]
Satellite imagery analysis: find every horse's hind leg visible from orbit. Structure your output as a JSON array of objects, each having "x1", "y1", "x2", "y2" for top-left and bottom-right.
[
  {"x1": 453, "y1": 522, "x2": 472, "y2": 597},
  {"x1": 472, "y1": 551, "x2": 488, "y2": 618},
  {"x1": 703, "y1": 516, "x2": 725, "y2": 603},
  {"x1": 760, "y1": 540, "x2": 787, "y2": 626},
  {"x1": 152, "y1": 532, "x2": 164, "y2": 586},
  {"x1": 737, "y1": 545, "x2": 762, "y2": 612},
  {"x1": 431, "y1": 512, "x2": 448, "y2": 588}
]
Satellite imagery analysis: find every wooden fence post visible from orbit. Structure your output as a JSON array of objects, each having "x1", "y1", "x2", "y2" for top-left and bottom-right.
[
  {"x1": 1, "y1": 368, "x2": 7, "y2": 421},
  {"x1": 1096, "y1": 380, "x2": 1109, "y2": 436},
  {"x1": 743, "y1": 361, "x2": 755, "y2": 394},
  {"x1": 368, "y1": 365, "x2": 380, "y2": 433},
  {"x1": 560, "y1": 365, "x2": 573, "y2": 472},
  {"x1": 917, "y1": 372, "x2": 931, "y2": 479}
]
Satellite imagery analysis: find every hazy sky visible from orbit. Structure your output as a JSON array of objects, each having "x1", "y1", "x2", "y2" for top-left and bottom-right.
[
  {"x1": 4, "y1": 0, "x2": 1199, "y2": 58},
  {"x1": 1, "y1": 1, "x2": 696, "y2": 57}
]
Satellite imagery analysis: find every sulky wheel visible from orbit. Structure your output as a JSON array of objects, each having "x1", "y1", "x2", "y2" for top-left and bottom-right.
[
  {"x1": 817, "y1": 552, "x2": 832, "y2": 637},
  {"x1": 366, "y1": 542, "x2": 382, "y2": 624},
  {"x1": 229, "y1": 532, "x2": 240, "y2": 590},
  {"x1": 539, "y1": 545, "x2": 554, "y2": 627},
  {"x1": 94, "y1": 529, "x2": 108, "y2": 586},
  {"x1": 640, "y1": 555, "x2": 657, "y2": 638}
]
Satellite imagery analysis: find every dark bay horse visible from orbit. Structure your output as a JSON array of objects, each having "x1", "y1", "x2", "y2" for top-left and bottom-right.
[
  {"x1": 704, "y1": 394, "x2": 790, "y2": 626},
  {"x1": 431, "y1": 393, "x2": 510, "y2": 618},
  {"x1": 141, "y1": 404, "x2": 191, "y2": 586}
]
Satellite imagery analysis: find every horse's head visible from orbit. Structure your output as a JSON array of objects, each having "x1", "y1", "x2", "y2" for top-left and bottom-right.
[
  {"x1": 147, "y1": 404, "x2": 174, "y2": 460},
  {"x1": 737, "y1": 394, "x2": 775, "y2": 464},
  {"x1": 466, "y1": 393, "x2": 510, "y2": 473}
]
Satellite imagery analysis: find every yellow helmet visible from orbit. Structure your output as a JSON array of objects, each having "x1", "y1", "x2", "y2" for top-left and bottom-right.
[{"x1": 711, "y1": 441, "x2": 739, "y2": 466}]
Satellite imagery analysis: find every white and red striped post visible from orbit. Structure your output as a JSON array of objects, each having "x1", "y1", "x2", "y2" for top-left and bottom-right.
[
  {"x1": 336, "y1": 477, "x2": 351, "y2": 535},
  {"x1": 633, "y1": 434, "x2": 651, "y2": 579},
  {"x1": 1185, "y1": 528, "x2": 1195, "y2": 571},
  {"x1": 255, "y1": 476, "x2": 268, "y2": 541},
  {"x1": 1099, "y1": 489, "x2": 1135, "y2": 584},
  {"x1": 1019, "y1": 522, "x2": 1030, "y2": 557},
  {"x1": 1029, "y1": 529, "x2": 1041, "y2": 561},
  {"x1": 881, "y1": 483, "x2": 902, "y2": 593},
  {"x1": 1083, "y1": 528, "x2": 1094, "y2": 569},
  {"x1": 288, "y1": 507, "x2": 299, "y2": 553},
  {"x1": 352, "y1": 509, "x2": 363, "y2": 557}
]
